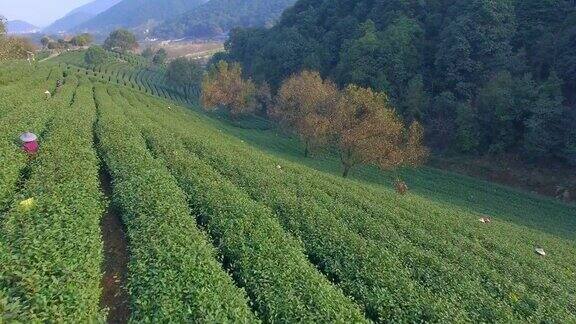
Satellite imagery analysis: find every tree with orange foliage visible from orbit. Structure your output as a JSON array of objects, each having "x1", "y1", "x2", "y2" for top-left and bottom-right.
[
  {"x1": 201, "y1": 60, "x2": 258, "y2": 119},
  {"x1": 271, "y1": 71, "x2": 339, "y2": 157},
  {"x1": 255, "y1": 81, "x2": 272, "y2": 115},
  {"x1": 331, "y1": 85, "x2": 428, "y2": 177}
]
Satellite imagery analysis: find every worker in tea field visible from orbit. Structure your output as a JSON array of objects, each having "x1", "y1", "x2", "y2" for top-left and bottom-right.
[
  {"x1": 20, "y1": 132, "x2": 39, "y2": 155},
  {"x1": 55, "y1": 79, "x2": 63, "y2": 93}
]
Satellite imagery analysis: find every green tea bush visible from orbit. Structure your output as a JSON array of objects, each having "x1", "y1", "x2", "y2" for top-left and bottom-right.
[
  {"x1": 0, "y1": 69, "x2": 75, "y2": 211},
  {"x1": 94, "y1": 85, "x2": 257, "y2": 322},
  {"x1": 126, "y1": 88, "x2": 576, "y2": 323},
  {"x1": 0, "y1": 81, "x2": 105, "y2": 321},
  {"x1": 118, "y1": 89, "x2": 368, "y2": 323}
]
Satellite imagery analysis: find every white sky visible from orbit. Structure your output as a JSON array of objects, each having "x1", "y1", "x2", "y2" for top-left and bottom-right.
[{"x1": 0, "y1": 0, "x2": 92, "y2": 27}]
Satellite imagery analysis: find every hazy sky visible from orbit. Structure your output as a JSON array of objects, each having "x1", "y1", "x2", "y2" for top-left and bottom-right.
[{"x1": 0, "y1": 0, "x2": 92, "y2": 27}]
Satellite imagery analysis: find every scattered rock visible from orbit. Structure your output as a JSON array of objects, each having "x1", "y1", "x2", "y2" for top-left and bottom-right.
[
  {"x1": 535, "y1": 247, "x2": 546, "y2": 257},
  {"x1": 277, "y1": 165, "x2": 282, "y2": 170}
]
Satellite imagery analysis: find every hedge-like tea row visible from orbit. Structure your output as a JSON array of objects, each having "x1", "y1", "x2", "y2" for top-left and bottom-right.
[
  {"x1": 119, "y1": 91, "x2": 466, "y2": 322},
  {"x1": 54, "y1": 50, "x2": 192, "y2": 104},
  {"x1": 175, "y1": 122, "x2": 574, "y2": 322},
  {"x1": 0, "y1": 70, "x2": 74, "y2": 211},
  {"x1": 93, "y1": 86, "x2": 257, "y2": 323},
  {"x1": 183, "y1": 138, "x2": 528, "y2": 319},
  {"x1": 200, "y1": 130, "x2": 576, "y2": 322},
  {"x1": 117, "y1": 89, "x2": 368, "y2": 323},
  {"x1": 0, "y1": 81, "x2": 105, "y2": 321},
  {"x1": 0, "y1": 61, "x2": 42, "y2": 86},
  {"x1": 181, "y1": 111, "x2": 576, "y2": 321},
  {"x1": 127, "y1": 90, "x2": 576, "y2": 322},
  {"x1": 292, "y1": 165, "x2": 576, "y2": 320},
  {"x1": 205, "y1": 129, "x2": 576, "y2": 321},
  {"x1": 0, "y1": 66, "x2": 54, "y2": 118}
]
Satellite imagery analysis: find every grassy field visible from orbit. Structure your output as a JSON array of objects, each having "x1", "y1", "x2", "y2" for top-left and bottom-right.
[
  {"x1": 140, "y1": 40, "x2": 224, "y2": 61},
  {"x1": 0, "y1": 59, "x2": 574, "y2": 322}
]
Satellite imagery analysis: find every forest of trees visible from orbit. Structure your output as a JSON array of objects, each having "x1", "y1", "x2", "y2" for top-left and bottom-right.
[{"x1": 217, "y1": 0, "x2": 576, "y2": 165}]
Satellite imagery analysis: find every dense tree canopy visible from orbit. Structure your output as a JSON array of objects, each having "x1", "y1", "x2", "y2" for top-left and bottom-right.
[
  {"x1": 152, "y1": 48, "x2": 167, "y2": 66},
  {"x1": 84, "y1": 46, "x2": 108, "y2": 66},
  {"x1": 221, "y1": 0, "x2": 576, "y2": 165},
  {"x1": 70, "y1": 33, "x2": 93, "y2": 47},
  {"x1": 141, "y1": 46, "x2": 154, "y2": 59},
  {"x1": 166, "y1": 57, "x2": 204, "y2": 88},
  {"x1": 40, "y1": 36, "x2": 51, "y2": 48},
  {"x1": 272, "y1": 71, "x2": 339, "y2": 157},
  {"x1": 201, "y1": 61, "x2": 258, "y2": 118},
  {"x1": 332, "y1": 85, "x2": 428, "y2": 177},
  {"x1": 104, "y1": 29, "x2": 138, "y2": 53}
]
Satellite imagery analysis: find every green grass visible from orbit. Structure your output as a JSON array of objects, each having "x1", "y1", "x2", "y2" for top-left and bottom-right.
[{"x1": 0, "y1": 60, "x2": 574, "y2": 322}]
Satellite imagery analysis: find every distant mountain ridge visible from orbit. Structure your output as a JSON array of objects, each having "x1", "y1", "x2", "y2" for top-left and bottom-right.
[
  {"x1": 44, "y1": 0, "x2": 122, "y2": 33},
  {"x1": 67, "y1": 0, "x2": 122, "y2": 17},
  {"x1": 154, "y1": 0, "x2": 297, "y2": 39},
  {"x1": 7, "y1": 20, "x2": 39, "y2": 34},
  {"x1": 73, "y1": 0, "x2": 208, "y2": 34}
]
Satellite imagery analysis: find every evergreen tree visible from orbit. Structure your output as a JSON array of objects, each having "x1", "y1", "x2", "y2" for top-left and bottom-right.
[
  {"x1": 336, "y1": 20, "x2": 389, "y2": 92},
  {"x1": 152, "y1": 48, "x2": 167, "y2": 66},
  {"x1": 401, "y1": 75, "x2": 428, "y2": 123},
  {"x1": 524, "y1": 73, "x2": 566, "y2": 159},
  {"x1": 104, "y1": 29, "x2": 138, "y2": 53},
  {"x1": 455, "y1": 103, "x2": 480, "y2": 153}
]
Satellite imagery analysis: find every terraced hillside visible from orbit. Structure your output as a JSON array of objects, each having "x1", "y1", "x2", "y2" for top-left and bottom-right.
[
  {"x1": 52, "y1": 50, "x2": 198, "y2": 105},
  {"x1": 0, "y1": 60, "x2": 574, "y2": 322}
]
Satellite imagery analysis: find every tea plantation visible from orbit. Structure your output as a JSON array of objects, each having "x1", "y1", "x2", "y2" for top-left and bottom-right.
[{"x1": 0, "y1": 59, "x2": 574, "y2": 322}]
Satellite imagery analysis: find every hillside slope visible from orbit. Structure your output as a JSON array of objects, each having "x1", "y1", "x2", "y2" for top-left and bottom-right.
[
  {"x1": 0, "y1": 58, "x2": 574, "y2": 322},
  {"x1": 44, "y1": 0, "x2": 121, "y2": 33},
  {"x1": 44, "y1": 12, "x2": 96, "y2": 34},
  {"x1": 7, "y1": 20, "x2": 39, "y2": 34},
  {"x1": 154, "y1": 0, "x2": 297, "y2": 39},
  {"x1": 74, "y1": 0, "x2": 207, "y2": 34},
  {"x1": 67, "y1": 0, "x2": 122, "y2": 17}
]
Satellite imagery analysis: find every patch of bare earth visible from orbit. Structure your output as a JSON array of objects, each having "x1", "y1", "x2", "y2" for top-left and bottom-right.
[{"x1": 99, "y1": 169, "x2": 131, "y2": 323}]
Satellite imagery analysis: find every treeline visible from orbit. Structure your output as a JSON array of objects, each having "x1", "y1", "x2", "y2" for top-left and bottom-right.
[
  {"x1": 202, "y1": 62, "x2": 428, "y2": 177},
  {"x1": 41, "y1": 33, "x2": 93, "y2": 50},
  {"x1": 217, "y1": 0, "x2": 576, "y2": 165}
]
